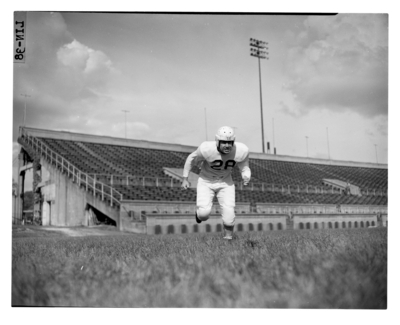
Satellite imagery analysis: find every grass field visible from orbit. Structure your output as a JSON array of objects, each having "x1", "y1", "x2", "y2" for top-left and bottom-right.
[{"x1": 12, "y1": 225, "x2": 387, "y2": 308}]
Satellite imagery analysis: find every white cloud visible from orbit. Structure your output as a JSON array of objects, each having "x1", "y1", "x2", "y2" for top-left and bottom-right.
[
  {"x1": 57, "y1": 39, "x2": 118, "y2": 91},
  {"x1": 279, "y1": 101, "x2": 300, "y2": 118},
  {"x1": 282, "y1": 14, "x2": 388, "y2": 118},
  {"x1": 57, "y1": 39, "x2": 117, "y2": 76},
  {"x1": 57, "y1": 40, "x2": 90, "y2": 71},
  {"x1": 13, "y1": 13, "x2": 126, "y2": 142},
  {"x1": 85, "y1": 49, "x2": 114, "y2": 74}
]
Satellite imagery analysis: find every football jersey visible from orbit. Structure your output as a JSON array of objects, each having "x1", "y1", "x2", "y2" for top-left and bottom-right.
[{"x1": 183, "y1": 141, "x2": 251, "y2": 181}]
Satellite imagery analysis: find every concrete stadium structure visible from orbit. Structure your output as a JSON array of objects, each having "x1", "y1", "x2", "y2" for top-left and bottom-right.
[
  {"x1": 292, "y1": 214, "x2": 379, "y2": 230},
  {"x1": 146, "y1": 214, "x2": 287, "y2": 235},
  {"x1": 15, "y1": 127, "x2": 388, "y2": 234}
]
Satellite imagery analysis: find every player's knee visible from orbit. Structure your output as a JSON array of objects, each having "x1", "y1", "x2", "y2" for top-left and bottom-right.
[
  {"x1": 221, "y1": 206, "x2": 235, "y2": 226},
  {"x1": 197, "y1": 206, "x2": 212, "y2": 221}
]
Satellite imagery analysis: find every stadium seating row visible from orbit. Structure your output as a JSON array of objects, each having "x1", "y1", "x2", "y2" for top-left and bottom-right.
[
  {"x1": 37, "y1": 137, "x2": 387, "y2": 206},
  {"x1": 111, "y1": 185, "x2": 387, "y2": 206}
]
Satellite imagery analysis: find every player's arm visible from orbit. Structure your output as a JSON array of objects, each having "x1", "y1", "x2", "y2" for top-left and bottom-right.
[
  {"x1": 237, "y1": 153, "x2": 251, "y2": 186},
  {"x1": 181, "y1": 147, "x2": 204, "y2": 189}
]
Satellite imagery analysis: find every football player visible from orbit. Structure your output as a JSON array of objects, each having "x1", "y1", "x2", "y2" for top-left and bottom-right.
[{"x1": 181, "y1": 126, "x2": 251, "y2": 240}]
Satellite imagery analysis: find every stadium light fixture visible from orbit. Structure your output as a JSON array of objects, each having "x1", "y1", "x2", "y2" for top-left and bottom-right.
[{"x1": 250, "y1": 37, "x2": 269, "y2": 153}]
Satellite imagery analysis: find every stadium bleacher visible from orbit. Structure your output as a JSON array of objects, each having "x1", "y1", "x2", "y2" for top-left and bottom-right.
[{"x1": 32, "y1": 136, "x2": 387, "y2": 206}]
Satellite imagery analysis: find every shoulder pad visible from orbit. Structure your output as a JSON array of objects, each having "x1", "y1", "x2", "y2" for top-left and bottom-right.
[
  {"x1": 199, "y1": 141, "x2": 218, "y2": 159},
  {"x1": 234, "y1": 142, "x2": 249, "y2": 161}
]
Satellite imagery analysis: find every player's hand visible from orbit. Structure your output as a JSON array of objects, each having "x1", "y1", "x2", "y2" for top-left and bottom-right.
[
  {"x1": 243, "y1": 178, "x2": 250, "y2": 186},
  {"x1": 181, "y1": 179, "x2": 191, "y2": 190}
]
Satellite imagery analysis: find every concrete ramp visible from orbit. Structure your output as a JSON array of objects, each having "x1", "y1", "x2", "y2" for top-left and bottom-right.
[
  {"x1": 163, "y1": 167, "x2": 199, "y2": 188},
  {"x1": 38, "y1": 158, "x2": 120, "y2": 227}
]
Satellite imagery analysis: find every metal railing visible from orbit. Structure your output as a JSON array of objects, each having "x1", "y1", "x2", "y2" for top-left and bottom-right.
[
  {"x1": 87, "y1": 174, "x2": 182, "y2": 188},
  {"x1": 86, "y1": 173, "x2": 387, "y2": 196},
  {"x1": 19, "y1": 127, "x2": 123, "y2": 207}
]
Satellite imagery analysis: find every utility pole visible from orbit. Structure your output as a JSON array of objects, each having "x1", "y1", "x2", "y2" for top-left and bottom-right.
[
  {"x1": 250, "y1": 38, "x2": 269, "y2": 154},
  {"x1": 121, "y1": 110, "x2": 129, "y2": 139},
  {"x1": 272, "y1": 118, "x2": 275, "y2": 154},
  {"x1": 326, "y1": 127, "x2": 331, "y2": 160},
  {"x1": 374, "y1": 144, "x2": 378, "y2": 163},
  {"x1": 20, "y1": 93, "x2": 30, "y2": 127},
  {"x1": 305, "y1": 136, "x2": 309, "y2": 158},
  {"x1": 204, "y1": 108, "x2": 208, "y2": 141}
]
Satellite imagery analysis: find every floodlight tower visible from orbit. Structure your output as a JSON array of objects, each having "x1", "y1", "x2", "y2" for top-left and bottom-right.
[{"x1": 250, "y1": 38, "x2": 269, "y2": 154}]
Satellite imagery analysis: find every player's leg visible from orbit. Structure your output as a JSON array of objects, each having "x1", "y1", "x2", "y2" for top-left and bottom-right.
[
  {"x1": 216, "y1": 183, "x2": 236, "y2": 239},
  {"x1": 196, "y1": 178, "x2": 215, "y2": 222}
]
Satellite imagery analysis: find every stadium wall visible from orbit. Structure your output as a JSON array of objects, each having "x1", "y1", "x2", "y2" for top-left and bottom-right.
[
  {"x1": 144, "y1": 212, "x2": 383, "y2": 235},
  {"x1": 382, "y1": 214, "x2": 388, "y2": 227},
  {"x1": 146, "y1": 213, "x2": 288, "y2": 235},
  {"x1": 256, "y1": 202, "x2": 387, "y2": 215},
  {"x1": 120, "y1": 200, "x2": 387, "y2": 234},
  {"x1": 39, "y1": 158, "x2": 119, "y2": 227},
  {"x1": 292, "y1": 214, "x2": 378, "y2": 230},
  {"x1": 119, "y1": 200, "x2": 251, "y2": 233}
]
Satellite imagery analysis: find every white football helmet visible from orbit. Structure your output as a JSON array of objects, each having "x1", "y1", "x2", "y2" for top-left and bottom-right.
[{"x1": 215, "y1": 126, "x2": 235, "y2": 147}]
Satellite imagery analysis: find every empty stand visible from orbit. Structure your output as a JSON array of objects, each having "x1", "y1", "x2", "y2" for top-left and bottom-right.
[{"x1": 23, "y1": 134, "x2": 387, "y2": 206}]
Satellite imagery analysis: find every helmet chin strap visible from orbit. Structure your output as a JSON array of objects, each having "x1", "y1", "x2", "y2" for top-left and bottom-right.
[{"x1": 217, "y1": 143, "x2": 224, "y2": 154}]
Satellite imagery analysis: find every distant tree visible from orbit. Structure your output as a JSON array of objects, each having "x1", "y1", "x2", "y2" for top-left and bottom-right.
[
  {"x1": 23, "y1": 191, "x2": 34, "y2": 211},
  {"x1": 12, "y1": 179, "x2": 18, "y2": 196}
]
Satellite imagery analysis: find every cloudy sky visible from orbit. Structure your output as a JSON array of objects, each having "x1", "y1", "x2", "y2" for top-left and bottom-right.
[{"x1": 12, "y1": 11, "x2": 389, "y2": 183}]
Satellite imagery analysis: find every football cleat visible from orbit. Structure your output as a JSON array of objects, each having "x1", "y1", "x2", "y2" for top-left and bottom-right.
[
  {"x1": 223, "y1": 224, "x2": 234, "y2": 240},
  {"x1": 195, "y1": 212, "x2": 202, "y2": 224}
]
